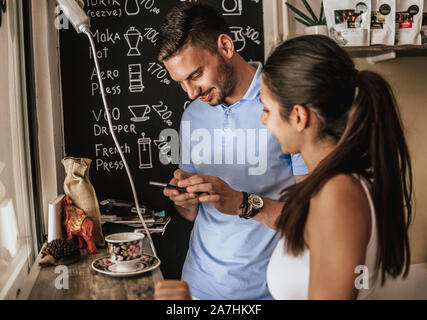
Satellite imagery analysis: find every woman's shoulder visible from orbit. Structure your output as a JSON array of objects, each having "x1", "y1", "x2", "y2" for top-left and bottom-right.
[
  {"x1": 312, "y1": 173, "x2": 369, "y2": 207},
  {"x1": 305, "y1": 173, "x2": 371, "y2": 247}
]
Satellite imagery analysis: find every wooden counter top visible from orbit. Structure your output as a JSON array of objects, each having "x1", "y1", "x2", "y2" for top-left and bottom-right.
[{"x1": 27, "y1": 237, "x2": 163, "y2": 300}]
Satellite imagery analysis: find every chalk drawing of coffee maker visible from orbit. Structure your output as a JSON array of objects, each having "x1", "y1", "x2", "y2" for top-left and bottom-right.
[
  {"x1": 222, "y1": 0, "x2": 242, "y2": 16},
  {"x1": 129, "y1": 105, "x2": 150, "y2": 122},
  {"x1": 125, "y1": 0, "x2": 140, "y2": 16},
  {"x1": 128, "y1": 64, "x2": 144, "y2": 93},
  {"x1": 124, "y1": 27, "x2": 143, "y2": 57},
  {"x1": 138, "y1": 133, "x2": 153, "y2": 169}
]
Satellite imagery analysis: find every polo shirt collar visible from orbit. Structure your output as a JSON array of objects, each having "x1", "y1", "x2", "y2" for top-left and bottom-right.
[{"x1": 240, "y1": 61, "x2": 263, "y2": 102}]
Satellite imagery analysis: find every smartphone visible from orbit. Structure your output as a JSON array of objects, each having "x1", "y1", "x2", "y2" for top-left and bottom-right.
[
  {"x1": 149, "y1": 181, "x2": 203, "y2": 195},
  {"x1": 149, "y1": 181, "x2": 187, "y2": 193}
]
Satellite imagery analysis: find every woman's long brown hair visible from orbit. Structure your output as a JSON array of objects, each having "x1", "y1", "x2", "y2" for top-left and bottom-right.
[{"x1": 263, "y1": 35, "x2": 413, "y2": 285}]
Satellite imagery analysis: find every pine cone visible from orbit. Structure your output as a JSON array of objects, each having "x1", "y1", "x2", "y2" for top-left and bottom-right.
[{"x1": 39, "y1": 239, "x2": 80, "y2": 266}]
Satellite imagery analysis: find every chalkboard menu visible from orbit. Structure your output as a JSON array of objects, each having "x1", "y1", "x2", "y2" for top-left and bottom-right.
[{"x1": 59, "y1": 0, "x2": 265, "y2": 211}]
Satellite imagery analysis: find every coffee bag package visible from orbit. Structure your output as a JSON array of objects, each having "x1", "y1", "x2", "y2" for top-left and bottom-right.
[
  {"x1": 395, "y1": 0, "x2": 424, "y2": 45},
  {"x1": 371, "y1": 0, "x2": 396, "y2": 45},
  {"x1": 324, "y1": 0, "x2": 372, "y2": 46},
  {"x1": 421, "y1": 0, "x2": 427, "y2": 44}
]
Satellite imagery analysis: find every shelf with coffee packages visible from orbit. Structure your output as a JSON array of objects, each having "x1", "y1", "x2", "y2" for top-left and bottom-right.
[
  {"x1": 283, "y1": 0, "x2": 427, "y2": 61},
  {"x1": 346, "y1": 43, "x2": 427, "y2": 58}
]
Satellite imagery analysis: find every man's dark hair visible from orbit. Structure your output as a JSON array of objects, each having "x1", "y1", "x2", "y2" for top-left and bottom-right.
[{"x1": 156, "y1": 2, "x2": 230, "y2": 62}]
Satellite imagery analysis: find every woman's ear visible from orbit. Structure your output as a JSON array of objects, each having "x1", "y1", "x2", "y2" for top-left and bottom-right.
[
  {"x1": 217, "y1": 34, "x2": 235, "y2": 59},
  {"x1": 291, "y1": 105, "x2": 309, "y2": 132}
]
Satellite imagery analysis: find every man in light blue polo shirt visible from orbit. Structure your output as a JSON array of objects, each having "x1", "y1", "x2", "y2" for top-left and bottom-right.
[{"x1": 156, "y1": 3, "x2": 308, "y2": 300}]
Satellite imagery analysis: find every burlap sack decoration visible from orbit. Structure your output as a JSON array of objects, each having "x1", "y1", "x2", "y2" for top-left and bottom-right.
[{"x1": 62, "y1": 157, "x2": 105, "y2": 247}]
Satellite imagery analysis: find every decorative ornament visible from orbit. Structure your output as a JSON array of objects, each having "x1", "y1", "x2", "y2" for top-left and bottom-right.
[{"x1": 63, "y1": 196, "x2": 97, "y2": 254}]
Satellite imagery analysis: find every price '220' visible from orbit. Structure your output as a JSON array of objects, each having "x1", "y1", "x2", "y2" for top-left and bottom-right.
[{"x1": 152, "y1": 101, "x2": 173, "y2": 126}]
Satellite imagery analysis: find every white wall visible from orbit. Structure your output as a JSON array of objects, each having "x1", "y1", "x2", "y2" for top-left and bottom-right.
[
  {"x1": 31, "y1": 0, "x2": 65, "y2": 232},
  {"x1": 354, "y1": 56, "x2": 427, "y2": 265}
]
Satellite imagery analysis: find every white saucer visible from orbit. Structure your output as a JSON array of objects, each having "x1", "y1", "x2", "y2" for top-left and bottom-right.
[
  {"x1": 108, "y1": 262, "x2": 143, "y2": 273},
  {"x1": 91, "y1": 255, "x2": 161, "y2": 277}
]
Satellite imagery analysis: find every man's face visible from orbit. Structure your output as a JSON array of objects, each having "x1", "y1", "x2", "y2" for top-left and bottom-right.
[{"x1": 163, "y1": 43, "x2": 235, "y2": 106}]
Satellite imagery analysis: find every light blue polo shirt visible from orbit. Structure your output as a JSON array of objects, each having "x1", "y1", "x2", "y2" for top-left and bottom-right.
[{"x1": 179, "y1": 62, "x2": 308, "y2": 300}]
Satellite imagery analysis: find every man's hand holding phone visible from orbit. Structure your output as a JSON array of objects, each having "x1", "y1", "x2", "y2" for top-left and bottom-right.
[{"x1": 163, "y1": 169, "x2": 200, "y2": 222}]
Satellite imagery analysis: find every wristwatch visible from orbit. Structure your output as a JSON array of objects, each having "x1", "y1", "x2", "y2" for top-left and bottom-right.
[{"x1": 239, "y1": 192, "x2": 264, "y2": 219}]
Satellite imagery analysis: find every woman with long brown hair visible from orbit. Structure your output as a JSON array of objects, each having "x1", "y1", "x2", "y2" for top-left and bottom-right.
[{"x1": 154, "y1": 35, "x2": 413, "y2": 300}]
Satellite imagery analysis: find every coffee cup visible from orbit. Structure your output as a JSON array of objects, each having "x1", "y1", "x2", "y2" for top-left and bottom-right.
[{"x1": 105, "y1": 232, "x2": 145, "y2": 272}]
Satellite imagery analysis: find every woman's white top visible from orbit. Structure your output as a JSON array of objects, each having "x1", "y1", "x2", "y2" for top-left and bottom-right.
[{"x1": 266, "y1": 175, "x2": 378, "y2": 300}]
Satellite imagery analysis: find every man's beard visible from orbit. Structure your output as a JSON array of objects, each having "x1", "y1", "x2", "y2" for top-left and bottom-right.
[{"x1": 208, "y1": 56, "x2": 235, "y2": 106}]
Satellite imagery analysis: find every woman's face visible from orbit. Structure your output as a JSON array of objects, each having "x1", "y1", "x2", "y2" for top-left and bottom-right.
[{"x1": 260, "y1": 77, "x2": 301, "y2": 155}]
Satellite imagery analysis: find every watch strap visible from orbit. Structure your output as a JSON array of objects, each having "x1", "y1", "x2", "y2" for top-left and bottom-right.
[{"x1": 239, "y1": 192, "x2": 249, "y2": 219}]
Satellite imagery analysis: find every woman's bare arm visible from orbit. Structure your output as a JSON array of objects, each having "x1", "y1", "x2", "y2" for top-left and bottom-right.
[{"x1": 305, "y1": 174, "x2": 371, "y2": 299}]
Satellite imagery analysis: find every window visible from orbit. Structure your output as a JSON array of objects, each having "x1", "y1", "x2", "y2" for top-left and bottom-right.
[{"x1": 0, "y1": 0, "x2": 37, "y2": 299}]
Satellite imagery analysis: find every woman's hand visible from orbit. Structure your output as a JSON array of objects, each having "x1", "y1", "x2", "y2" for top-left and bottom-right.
[
  {"x1": 154, "y1": 280, "x2": 192, "y2": 300},
  {"x1": 177, "y1": 174, "x2": 243, "y2": 215}
]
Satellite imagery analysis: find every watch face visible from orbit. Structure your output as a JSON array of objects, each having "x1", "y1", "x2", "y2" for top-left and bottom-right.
[{"x1": 249, "y1": 194, "x2": 263, "y2": 210}]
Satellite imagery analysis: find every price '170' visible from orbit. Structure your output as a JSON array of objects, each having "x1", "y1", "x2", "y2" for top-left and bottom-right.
[{"x1": 147, "y1": 62, "x2": 171, "y2": 85}]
